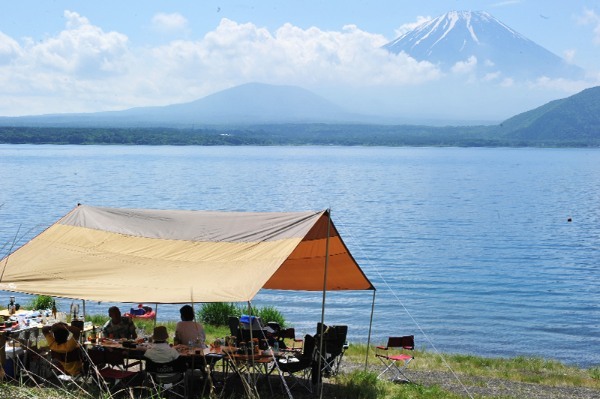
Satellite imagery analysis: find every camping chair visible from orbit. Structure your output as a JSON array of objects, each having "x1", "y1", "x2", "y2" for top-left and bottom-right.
[
  {"x1": 375, "y1": 335, "x2": 415, "y2": 382},
  {"x1": 314, "y1": 324, "x2": 348, "y2": 378},
  {"x1": 47, "y1": 347, "x2": 87, "y2": 389},
  {"x1": 144, "y1": 357, "x2": 188, "y2": 399},
  {"x1": 228, "y1": 316, "x2": 241, "y2": 343},
  {"x1": 278, "y1": 328, "x2": 303, "y2": 353},
  {"x1": 274, "y1": 334, "x2": 316, "y2": 393},
  {"x1": 86, "y1": 348, "x2": 140, "y2": 391},
  {"x1": 239, "y1": 315, "x2": 269, "y2": 344}
]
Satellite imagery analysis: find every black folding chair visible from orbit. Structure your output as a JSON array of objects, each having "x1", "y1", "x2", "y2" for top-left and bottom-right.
[
  {"x1": 278, "y1": 328, "x2": 303, "y2": 353},
  {"x1": 314, "y1": 324, "x2": 348, "y2": 378},
  {"x1": 274, "y1": 334, "x2": 316, "y2": 393},
  {"x1": 375, "y1": 335, "x2": 415, "y2": 382},
  {"x1": 145, "y1": 357, "x2": 188, "y2": 398},
  {"x1": 228, "y1": 316, "x2": 241, "y2": 343}
]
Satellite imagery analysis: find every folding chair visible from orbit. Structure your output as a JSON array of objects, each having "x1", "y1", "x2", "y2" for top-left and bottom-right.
[
  {"x1": 278, "y1": 328, "x2": 303, "y2": 353},
  {"x1": 47, "y1": 347, "x2": 88, "y2": 390},
  {"x1": 145, "y1": 357, "x2": 188, "y2": 399},
  {"x1": 228, "y1": 316, "x2": 241, "y2": 343},
  {"x1": 315, "y1": 324, "x2": 348, "y2": 378},
  {"x1": 375, "y1": 335, "x2": 415, "y2": 382},
  {"x1": 87, "y1": 348, "x2": 140, "y2": 391},
  {"x1": 274, "y1": 334, "x2": 316, "y2": 393}
]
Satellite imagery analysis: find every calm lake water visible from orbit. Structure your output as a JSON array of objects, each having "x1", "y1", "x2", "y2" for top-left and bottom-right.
[{"x1": 0, "y1": 145, "x2": 598, "y2": 368}]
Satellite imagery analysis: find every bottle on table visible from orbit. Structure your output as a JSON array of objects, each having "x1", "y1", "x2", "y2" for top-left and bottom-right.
[{"x1": 90, "y1": 326, "x2": 97, "y2": 344}]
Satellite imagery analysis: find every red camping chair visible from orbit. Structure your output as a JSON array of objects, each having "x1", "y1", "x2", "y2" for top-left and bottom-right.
[
  {"x1": 87, "y1": 348, "x2": 140, "y2": 391},
  {"x1": 375, "y1": 335, "x2": 415, "y2": 382}
]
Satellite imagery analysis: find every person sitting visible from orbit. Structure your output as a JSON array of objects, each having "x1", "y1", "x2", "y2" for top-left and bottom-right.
[
  {"x1": 145, "y1": 326, "x2": 180, "y2": 363},
  {"x1": 129, "y1": 304, "x2": 146, "y2": 316},
  {"x1": 42, "y1": 322, "x2": 82, "y2": 376},
  {"x1": 174, "y1": 305, "x2": 206, "y2": 347},
  {"x1": 102, "y1": 306, "x2": 137, "y2": 339},
  {"x1": 144, "y1": 326, "x2": 183, "y2": 380}
]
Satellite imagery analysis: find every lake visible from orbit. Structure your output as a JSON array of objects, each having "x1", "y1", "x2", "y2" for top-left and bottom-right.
[{"x1": 0, "y1": 145, "x2": 598, "y2": 368}]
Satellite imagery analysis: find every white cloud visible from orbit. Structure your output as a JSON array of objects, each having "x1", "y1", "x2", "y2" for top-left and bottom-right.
[
  {"x1": 578, "y1": 9, "x2": 600, "y2": 45},
  {"x1": 0, "y1": 15, "x2": 445, "y2": 116},
  {"x1": 490, "y1": 1, "x2": 521, "y2": 8},
  {"x1": 394, "y1": 16, "x2": 432, "y2": 38},
  {"x1": 528, "y1": 76, "x2": 593, "y2": 93},
  {"x1": 563, "y1": 49, "x2": 576, "y2": 63},
  {"x1": 26, "y1": 10, "x2": 130, "y2": 76},
  {"x1": 0, "y1": 31, "x2": 22, "y2": 64},
  {"x1": 152, "y1": 12, "x2": 188, "y2": 33},
  {"x1": 141, "y1": 19, "x2": 442, "y2": 102},
  {"x1": 483, "y1": 71, "x2": 501, "y2": 81},
  {"x1": 451, "y1": 56, "x2": 478, "y2": 74}
]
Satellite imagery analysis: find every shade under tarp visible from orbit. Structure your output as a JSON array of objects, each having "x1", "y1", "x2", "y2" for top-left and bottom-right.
[{"x1": 0, "y1": 204, "x2": 373, "y2": 303}]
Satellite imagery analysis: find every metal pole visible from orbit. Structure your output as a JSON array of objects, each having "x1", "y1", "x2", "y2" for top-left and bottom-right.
[
  {"x1": 154, "y1": 304, "x2": 158, "y2": 329},
  {"x1": 317, "y1": 209, "x2": 331, "y2": 399},
  {"x1": 365, "y1": 290, "x2": 376, "y2": 370}
]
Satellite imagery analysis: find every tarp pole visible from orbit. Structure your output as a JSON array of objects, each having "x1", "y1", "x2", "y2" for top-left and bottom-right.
[
  {"x1": 317, "y1": 209, "x2": 332, "y2": 399},
  {"x1": 365, "y1": 290, "x2": 376, "y2": 370},
  {"x1": 154, "y1": 303, "x2": 158, "y2": 329}
]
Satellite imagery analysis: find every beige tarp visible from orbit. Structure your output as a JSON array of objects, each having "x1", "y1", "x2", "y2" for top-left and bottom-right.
[{"x1": 0, "y1": 205, "x2": 374, "y2": 303}]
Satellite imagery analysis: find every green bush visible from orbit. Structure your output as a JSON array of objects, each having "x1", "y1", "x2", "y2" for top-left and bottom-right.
[
  {"x1": 28, "y1": 295, "x2": 54, "y2": 310},
  {"x1": 255, "y1": 305, "x2": 286, "y2": 327},
  {"x1": 198, "y1": 302, "x2": 242, "y2": 326},
  {"x1": 198, "y1": 303, "x2": 287, "y2": 328}
]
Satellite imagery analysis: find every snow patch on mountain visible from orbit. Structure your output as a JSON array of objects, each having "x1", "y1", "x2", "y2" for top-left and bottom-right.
[{"x1": 384, "y1": 10, "x2": 584, "y2": 80}]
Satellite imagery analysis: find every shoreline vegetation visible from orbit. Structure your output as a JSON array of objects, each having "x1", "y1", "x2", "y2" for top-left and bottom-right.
[
  {"x1": 0, "y1": 124, "x2": 599, "y2": 147},
  {"x1": 2, "y1": 313, "x2": 598, "y2": 398}
]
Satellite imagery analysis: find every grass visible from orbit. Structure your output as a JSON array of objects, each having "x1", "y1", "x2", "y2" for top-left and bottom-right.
[
  {"x1": 342, "y1": 343, "x2": 600, "y2": 390},
  {"x1": 332, "y1": 371, "x2": 469, "y2": 399}
]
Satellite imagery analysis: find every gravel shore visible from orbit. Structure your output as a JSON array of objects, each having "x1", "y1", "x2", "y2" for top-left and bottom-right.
[
  {"x1": 408, "y1": 370, "x2": 600, "y2": 399},
  {"x1": 340, "y1": 362, "x2": 600, "y2": 399}
]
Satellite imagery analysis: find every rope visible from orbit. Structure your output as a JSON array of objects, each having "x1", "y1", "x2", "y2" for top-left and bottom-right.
[
  {"x1": 336, "y1": 217, "x2": 477, "y2": 399},
  {"x1": 244, "y1": 301, "x2": 294, "y2": 398}
]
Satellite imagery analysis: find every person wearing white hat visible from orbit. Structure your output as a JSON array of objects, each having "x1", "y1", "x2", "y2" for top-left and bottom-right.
[{"x1": 144, "y1": 326, "x2": 179, "y2": 364}]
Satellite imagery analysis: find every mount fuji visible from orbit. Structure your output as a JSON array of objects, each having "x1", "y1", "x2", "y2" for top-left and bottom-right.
[{"x1": 383, "y1": 10, "x2": 584, "y2": 80}]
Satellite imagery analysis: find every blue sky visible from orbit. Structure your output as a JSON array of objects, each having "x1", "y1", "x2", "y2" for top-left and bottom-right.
[{"x1": 1, "y1": 1, "x2": 599, "y2": 120}]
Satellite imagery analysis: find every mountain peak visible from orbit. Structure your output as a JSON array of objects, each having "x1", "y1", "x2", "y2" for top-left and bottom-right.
[{"x1": 384, "y1": 10, "x2": 583, "y2": 80}]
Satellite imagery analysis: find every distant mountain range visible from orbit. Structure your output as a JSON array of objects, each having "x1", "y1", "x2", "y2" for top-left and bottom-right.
[
  {"x1": 0, "y1": 83, "x2": 598, "y2": 147},
  {"x1": 383, "y1": 10, "x2": 584, "y2": 80},
  {"x1": 493, "y1": 86, "x2": 600, "y2": 143},
  {"x1": 0, "y1": 83, "x2": 367, "y2": 127}
]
